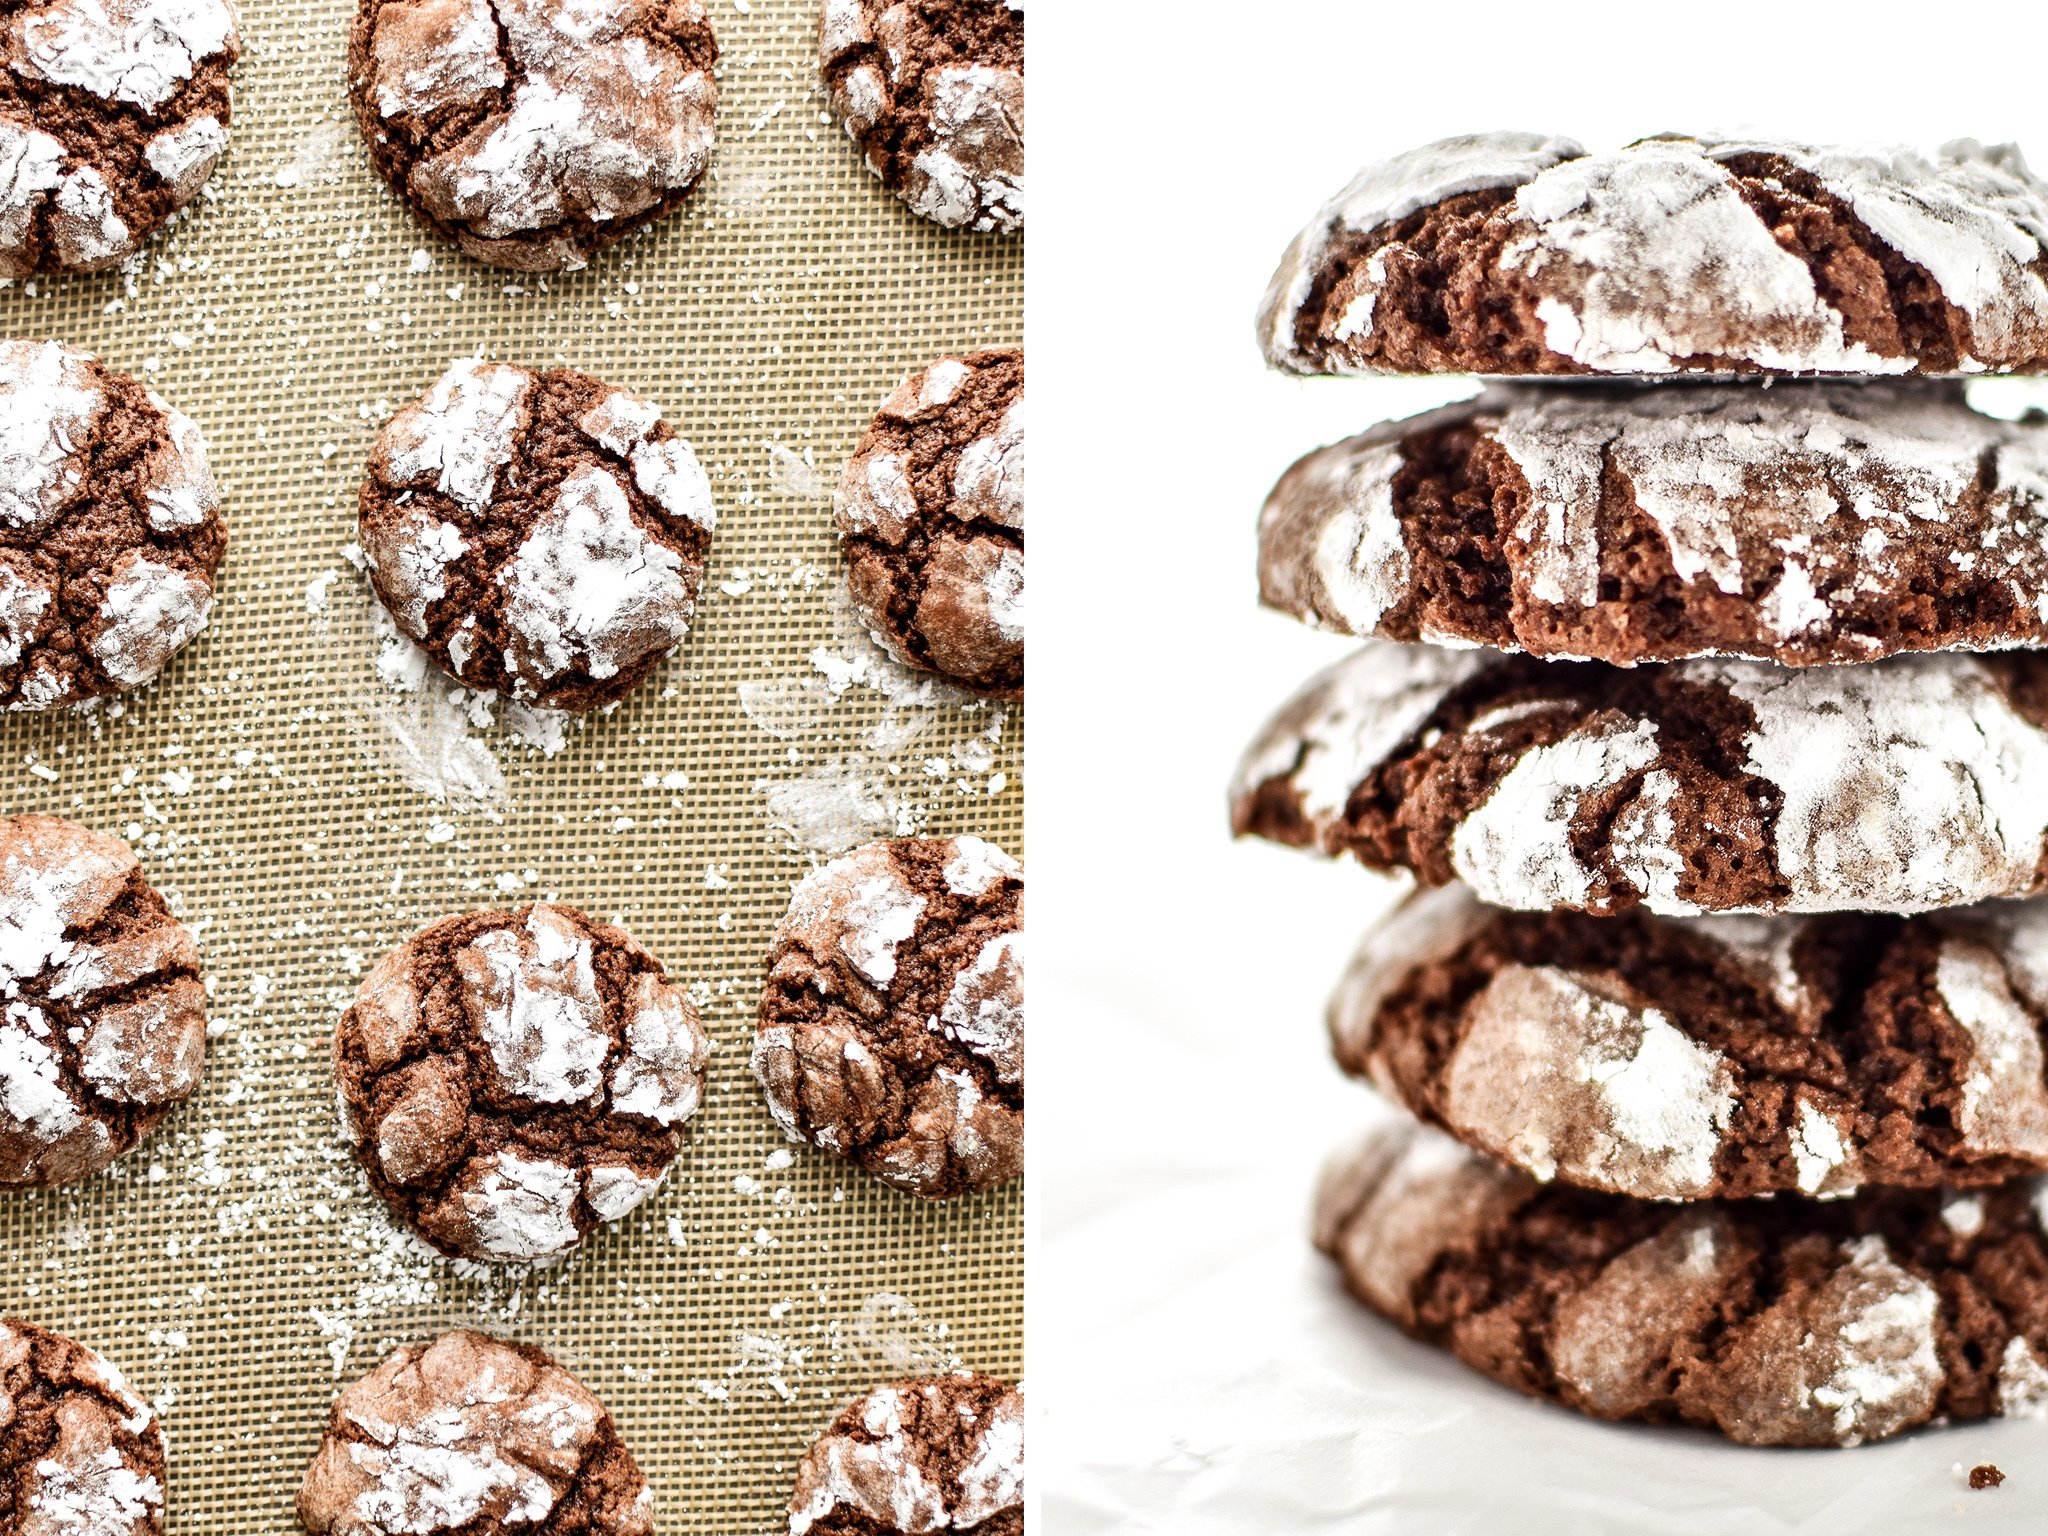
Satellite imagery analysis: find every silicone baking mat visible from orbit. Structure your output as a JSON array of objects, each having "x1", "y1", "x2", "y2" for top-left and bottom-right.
[{"x1": 0, "y1": 0, "x2": 1024, "y2": 1528}]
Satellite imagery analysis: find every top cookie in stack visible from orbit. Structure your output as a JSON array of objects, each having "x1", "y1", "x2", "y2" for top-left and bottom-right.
[
  {"x1": 1233, "y1": 133, "x2": 2048, "y2": 1449},
  {"x1": 1258, "y1": 133, "x2": 2048, "y2": 379}
]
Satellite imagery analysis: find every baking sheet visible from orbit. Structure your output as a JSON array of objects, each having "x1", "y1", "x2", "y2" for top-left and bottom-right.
[{"x1": 0, "y1": 0, "x2": 1023, "y2": 1529}]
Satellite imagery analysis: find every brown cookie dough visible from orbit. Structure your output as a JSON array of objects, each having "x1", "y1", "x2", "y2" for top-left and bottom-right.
[
  {"x1": 1230, "y1": 641, "x2": 2048, "y2": 917},
  {"x1": 0, "y1": 339, "x2": 224, "y2": 710},
  {"x1": 0, "y1": 814, "x2": 206, "y2": 1189},
  {"x1": 753, "y1": 836, "x2": 1021, "y2": 1199},
  {"x1": 1259, "y1": 382, "x2": 2048, "y2": 668},
  {"x1": 1260, "y1": 133, "x2": 2048, "y2": 378},
  {"x1": 819, "y1": 0, "x2": 1021, "y2": 233},
  {"x1": 787, "y1": 1374, "x2": 1022, "y2": 1536},
  {"x1": 1333, "y1": 884, "x2": 2048, "y2": 1201},
  {"x1": 347, "y1": 0, "x2": 716, "y2": 271},
  {"x1": 358, "y1": 359, "x2": 715, "y2": 712},
  {"x1": 333, "y1": 903, "x2": 708, "y2": 1264},
  {"x1": 0, "y1": 0, "x2": 238, "y2": 275},
  {"x1": 1316, "y1": 1120, "x2": 2048, "y2": 1447},
  {"x1": 0, "y1": 1318, "x2": 164, "y2": 1535},
  {"x1": 297, "y1": 1329, "x2": 653, "y2": 1536},
  {"x1": 837, "y1": 349, "x2": 1022, "y2": 696}
]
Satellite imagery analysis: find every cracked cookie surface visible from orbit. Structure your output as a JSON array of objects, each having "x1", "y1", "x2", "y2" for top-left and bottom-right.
[
  {"x1": 1260, "y1": 382, "x2": 2048, "y2": 667},
  {"x1": 359, "y1": 359, "x2": 715, "y2": 712},
  {"x1": 836, "y1": 348, "x2": 1022, "y2": 696},
  {"x1": 348, "y1": 0, "x2": 716, "y2": 270},
  {"x1": 0, "y1": 814, "x2": 206, "y2": 1189},
  {"x1": 787, "y1": 1373, "x2": 1022, "y2": 1536},
  {"x1": 1260, "y1": 133, "x2": 2048, "y2": 378},
  {"x1": 1231, "y1": 641, "x2": 2048, "y2": 916},
  {"x1": 0, "y1": 1317, "x2": 165, "y2": 1536},
  {"x1": 0, "y1": 339, "x2": 223, "y2": 710},
  {"x1": 333, "y1": 903, "x2": 707, "y2": 1264},
  {"x1": 818, "y1": 0, "x2": 1021, "y2": 232},
  {"x1": 0, "y1": 0, "x2": 239, "y2": 274},
  {"x1": 1315, "y1": 1121, "x2": 2048, "y2": 1447},
  {"x1": 297, "y1": 1329, "x2": 653, "y2": 1536},
  {"x1": 753, "y1": 836, "x2": 1022, "y2": 1198},
  {"x1": 1334, "y1": 884, "x2": 2048, "y2": 1200}
]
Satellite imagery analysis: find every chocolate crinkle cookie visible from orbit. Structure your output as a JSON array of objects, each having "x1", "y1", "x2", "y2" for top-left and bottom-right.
[
  {"x1": 1259, "y1": 132, "x2": 2048, "y2": 378},
  {"x1": 1231, "y1": 641, "x2": 2048, "y2": 917},
  {"x1": 0, "y1": 0, "x2": 238, "y2": 275},
  {"x1": 0, "y1": 815, "x2": 206, "y2": 1189},
  {"x1": 787, "y1": 1374, "x2": 1022, "y2": 1535},
  {"x1": 819, "y1": 0, "x2": 1022, "y2": 233},
  {"x1": 1316, "y1": 1121, "x2": 2048, "y2": 1448},
  {"x1": 0, "y1": 339, "x2": 223, "y2": 710},
  {"x1": 334, "y1": 903, "x2": 708, "y2": 1264},
  {"x1": 348, "y1": 0, "x2": 716, "y2": 270},
  {"x1": 0, "y1": 1319, "x2": 165, "y2": 1536},
  {"x1": 837, "y1": 348, "x2": 1022, "y2": 695},
  {"x1": 1260, "y1": 382, "x2": 2048, "y2": 668},
  {"x1": 754, "y1": 836, "x2": 1022, "y2": 1199},
  {"x1": 298, "y1": 1330, "x2": 653, "y2": 1536},
  {"x1": 359, "y1": 359, "x2": 715, "y2": 712},
  {"x1": 1333, "y1": 884, "x2": 2048, "y2": 1201}
]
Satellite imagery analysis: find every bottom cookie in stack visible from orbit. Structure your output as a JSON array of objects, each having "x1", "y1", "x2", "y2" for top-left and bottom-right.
[{"x1": 1314, "y1": 1120, "x2": 2048, "y2": 1447}]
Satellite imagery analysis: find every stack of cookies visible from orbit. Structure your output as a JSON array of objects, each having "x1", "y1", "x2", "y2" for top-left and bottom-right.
[{"x1": 1231, "y1": 132, "x2": 2048, "y2": 1447}]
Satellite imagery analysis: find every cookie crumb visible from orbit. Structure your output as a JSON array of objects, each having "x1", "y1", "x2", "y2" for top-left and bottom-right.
[{"x1": 1971, "y1": 1463, "x2": 2005, "y2": 1490}]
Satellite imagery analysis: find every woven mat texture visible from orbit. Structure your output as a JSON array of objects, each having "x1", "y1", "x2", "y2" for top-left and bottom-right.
[{"x1": 0, "y1": 0, "x2": 1024, "y2": 1528}]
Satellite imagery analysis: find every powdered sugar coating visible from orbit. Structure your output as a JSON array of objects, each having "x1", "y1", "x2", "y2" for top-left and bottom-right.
[
  {"x1": 0, "y1": 1320, "x2": 165, "y2": 1536},
  {"x1": 361, "y1": 361, "x2": 714, "y2": 711},
  {"x1": 1440, "y1": 962, "x2": 1737, "y2": 1199},
  {"x1": 88, "y1": 552, "x2": 212, "y2": 688},
  {"x1": 1260, "y1": 383, "x2": 2048, "y2": 665},
  {"x1": 819, "y1": 0, "x2": 1023, "y2": 234},
  {"x1": 0, "y1": 815, "x2": 204, "y2": 1189},
  {"x1": 297, "y1": 1330, "x2": 651, "y2": 1536},
  {"x1": 372, "y1": 359, "x2": 530, "y2": 515},
  {"x1": 837, "y1": 349, "x2": 1024, "y2": 695},
  {"x1": 358, "y1": 0, "x2": 717, "y2": 271},
  {"x1": 1262, "y1": 132, "x2": 2048, "y2": 377},
  {"x1": 0, "y1": 0, "x2": 237, "y2": 273},
  {"x1": 498, "y1": 464, "x2": 692, "y2": 691},
  {"x1": 335, "y1": 903, "x2": 707, "y2": 1264},
  {"x1": 754, "y1": 835, "x2": 1023, "y2": 1199},
  {"x1": 1258, "y1": 132, "x2": 1581, "y2": 371},
  {"x1": 1237, "y1": 641, "x2": 2048, "y2": 915},
  {"x1": 787, "y1": 1374, "x2": 1023, "y2": 1536}
]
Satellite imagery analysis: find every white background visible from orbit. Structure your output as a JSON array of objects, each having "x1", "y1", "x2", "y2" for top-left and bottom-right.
[{"x1": 1031, "y1": 2, "x2": 2048, "y2": 1531}]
